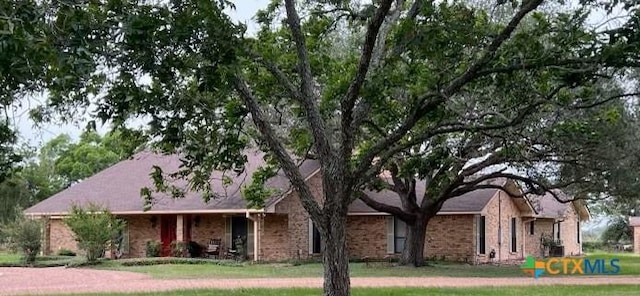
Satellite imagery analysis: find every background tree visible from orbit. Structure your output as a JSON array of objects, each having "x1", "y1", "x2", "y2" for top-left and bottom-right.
[
  {"x1": 5, "y1": 0, "x2": 640, "y2": 295},
  {"x1": 0, "y1": 128, "x2": 145, "y2": 225},
  {"x1": 601, "y1": 216, "x2": 633, "y2": 245},
  {"x1": 0, "y1": 176, "x2": 32, "y2": 224},
  {"x1": 55, "y1": 129, "x2": 146, "y2": 183}
]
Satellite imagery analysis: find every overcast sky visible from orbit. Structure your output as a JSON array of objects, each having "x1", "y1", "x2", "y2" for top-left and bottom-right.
[{"x1": 13, "y1": 0, "x2": 623, "y2": 147}]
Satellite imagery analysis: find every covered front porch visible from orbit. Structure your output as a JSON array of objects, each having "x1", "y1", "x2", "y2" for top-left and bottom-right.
[{"x1": 115, "y1": 211, "x2": 263, "y2": 261}]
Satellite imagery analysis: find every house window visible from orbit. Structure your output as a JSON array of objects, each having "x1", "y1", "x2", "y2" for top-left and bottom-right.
[
  {"x1": 553, "y1": 222, "x2": 561, "y2": 241},
  {"x1": 529, "y1": 221, "x2": 535, "y2": 235},
  {"x1": 577, "y1": 221, "x2": 581, "y2": 243},
  {"x1": 394, "y1": 217, "x2": 407, "y2": 253},
  {"x1": 309, "y1": 219, "x2": 321, "y2": 254},
  {"x1": 477, "y1": 215, "x2": 486, "y2": 255},
  {"x1": 510, "y1": 218, "x2": 517, "y2": 253}
]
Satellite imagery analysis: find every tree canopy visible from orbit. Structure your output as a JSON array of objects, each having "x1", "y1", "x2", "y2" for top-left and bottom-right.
[{"x1": 0, "y1": 128, "x2": 145, "y2": 223}]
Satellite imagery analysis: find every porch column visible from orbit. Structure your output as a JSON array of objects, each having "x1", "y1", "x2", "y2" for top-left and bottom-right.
[
  {"x1": 253, "y1": 217, "x2": 259, "y2": 261},
  {"x1": 176, "y1": 215, "x2": 185, "y2": 242},
  {"x1": 246, "y1": 212, "x2": 260, "y2": 261}
]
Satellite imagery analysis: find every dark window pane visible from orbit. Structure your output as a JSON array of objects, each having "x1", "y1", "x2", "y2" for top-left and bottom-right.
[
  {"x1": 312, "y1": 223, "x2": 321, "y2": 254},
  {"x1": 393, "y1": 217, "x2": 407, "y2": 253},
  {"x1": 511, "y1": 218, "x2": 517, "y2": 253},
  {"x1": 478, "y1": 216, "x2": 486, "y2": 254},
  {"x1": 529, "y1": 221, "x2": 535, "y2": 235}
]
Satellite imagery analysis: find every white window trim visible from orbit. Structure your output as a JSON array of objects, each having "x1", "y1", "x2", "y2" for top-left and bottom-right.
[{"x1": 386, "y1": 216, "x2": 394, "y2": 254}]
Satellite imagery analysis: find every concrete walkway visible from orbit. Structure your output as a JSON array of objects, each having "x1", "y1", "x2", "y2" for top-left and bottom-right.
[{"x1": 1, "y1": 267, "x2": 639, "y2": 295}]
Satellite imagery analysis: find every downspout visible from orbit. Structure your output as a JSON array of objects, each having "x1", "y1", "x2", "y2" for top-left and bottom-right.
[
  {"x1": 246, "y1": 211, "x2": 259, "y2": 262},
  {"x1": 498, "y1": 192, "x2": 502, "y2": 262}
]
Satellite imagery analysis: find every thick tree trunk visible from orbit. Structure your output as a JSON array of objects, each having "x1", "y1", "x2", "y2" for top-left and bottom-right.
[
  {"x1": 320, "y1": 212, "x2": 350, "y2": 296},
  {"x1": 399, "y1": 217, "x2": 428, "y2": 267}
]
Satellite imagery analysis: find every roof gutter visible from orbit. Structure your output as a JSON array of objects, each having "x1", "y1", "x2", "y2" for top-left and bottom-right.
[
  {"x1": 436, "y1": 211, "x2": 482, "y2": 215},
  {"x1": 25, "y1": 209, "x2": 265, "y2": 217}
]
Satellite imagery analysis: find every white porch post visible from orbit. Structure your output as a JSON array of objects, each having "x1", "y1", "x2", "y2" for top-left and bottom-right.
[
  {"x1": 176, "y1": 215, "x2": 184, "y2": 242},
  {"x1": 246, "y1": 211, "x2": 259, "y2": 261}
]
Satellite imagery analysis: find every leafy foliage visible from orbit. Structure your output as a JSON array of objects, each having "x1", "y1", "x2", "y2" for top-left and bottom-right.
[
  {"x1": 0, "y1": 128, "x2": 145, "y2": 224},
  {"x1": 145, "y1": 240, "x2": 161, "y2": 258},
  {"x1": 2, "y1": 216, "x2": 42, "y2": 263},
  {"x1": 170, "y1": 241, "x2": 188, "y2": 258},
  {"x1": 57, "y1": 248, "x2": 77, "y2": 257},
  {"x1": 0, "y1": 176, "x2": 33, "y2": 224},
  {"x1": 64, "y1": 204, "x2": 125, "y2": 262},
  {"x1": 601, "y1": 216, "x2": 633, "y2": 244}
]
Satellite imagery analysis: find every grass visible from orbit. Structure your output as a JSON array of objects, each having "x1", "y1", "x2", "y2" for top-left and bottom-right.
[
  {"x1": 0, "y1": 251, "x2": 21, "y2": 264},
  {"x1": 53, "y1": 285, "x2": 640, "y2": 296},
  {"x1": 95, "y1": 259, "x2": 525, "y2": 279},
  {"x1": 584, "y1": 252, "x2": 640, "y2": 276},
  {"x1": 4, "y1": 250, "x2": 638, "y2": 280},
  {"x1": 92, "y1": 252, "x2": 640, "y2": 279},
  {"x1": 0, "y1": 251, "x2": 82, "y2": 267}
]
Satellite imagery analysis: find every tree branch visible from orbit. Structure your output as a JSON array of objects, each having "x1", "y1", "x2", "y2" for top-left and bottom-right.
[
  {"x1": 572, "y1": 92, "x2": 640, "y2": 109},
  {"x1": 355, "y1": 191, "x2": 415, "y2": 222},
  {"x1": 251, "y1": 53, "x2": 304, "y2": 102},
  {"x1": 342, "y1": 0, "x2": 394, "y2": 158},
  {"x1": 450, "y1": 172, "x2": 579, "y2": 204},
  {"x1": 233, "y1": 75, "x2": 322, "y2": 220},
  {"x1": 283, "y1": 0, "x2": 333, "y2": 161},
  {"x1": 354, "y1": 0, "x2": 543, "y2": 179}
]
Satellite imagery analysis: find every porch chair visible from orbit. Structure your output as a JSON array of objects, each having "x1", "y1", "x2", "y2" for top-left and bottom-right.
[{"x1": 205, "y1": 238, "x2": 222, "y2": 259}]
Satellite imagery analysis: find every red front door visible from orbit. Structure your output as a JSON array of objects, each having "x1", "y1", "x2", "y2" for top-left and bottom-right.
[{"x1": 160, "y1": 215, "x2": 177, "y2": 257}]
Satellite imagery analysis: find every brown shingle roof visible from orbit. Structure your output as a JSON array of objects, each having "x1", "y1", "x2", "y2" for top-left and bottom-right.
[
  {"x1": 26, "y1": 151, "x2": 544, "y2": 217},
  {"x1": 528, "y1": 190, "x2": 590, "y2": 221},
  {"x1": 25, "y1": 150, "x2": 320, "y2": 215},
  {"x1": 349, "y1": 178, "x2": 507, "y2": 214}
]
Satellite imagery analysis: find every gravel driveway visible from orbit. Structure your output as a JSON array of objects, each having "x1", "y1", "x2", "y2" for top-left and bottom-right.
[{"x1": 1, "y1": 267, "x2": 639, "y2": 295}]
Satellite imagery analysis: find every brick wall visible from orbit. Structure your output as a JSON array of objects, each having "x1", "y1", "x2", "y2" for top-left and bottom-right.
[
  {"x1": 481, "y1": 191, "x2": 525, "y2": 263},
  {"x1": 48, "y1": 218, "x2": 78, "y2": 255},
  {"x1": 426, "y1": 215, "x2": 475, "y2": 262},
  {"x1": 274, "y1": 173, "x2": 324, "y2": 259},
  {"x1": 524, "y1": 218, "x2": 554, "y2": 257},
  {"x1": 634, "y1": 227, "x2": 640, "y2": 254},
  {"x1": 190, "y1": 214, "x2": 226, "y2": 248},
  {"x1": 560, "y1": 205, "x2": 582, "y2": 256},
  {"x1": 347, "y1": 215, "x2": 387, "y2": 258},
  {"x1": 259, "y1": 214, "x2": 290, "y2": 261},
  {"x1": 120, "y1": 215, "x2": 160, "y2": 258}
]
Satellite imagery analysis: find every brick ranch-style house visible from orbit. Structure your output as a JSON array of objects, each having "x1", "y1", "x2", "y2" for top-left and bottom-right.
[
  {"x1": 25, "y1": 150, "x2": 589, "y2": 262},
  {"x1": 630, "y1": 217, "x2": 640, "y2": 254}
]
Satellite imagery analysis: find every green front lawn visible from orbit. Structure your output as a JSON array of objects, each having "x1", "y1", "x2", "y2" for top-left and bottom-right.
[
  {"x1": 95, "y1": 260, "x2": 525, "y2": 279},
  {"x1": 584, "y1": 253, "x2": 640, "y2": 276},
  {"x1": 0, "y1": 251, "x2": 81, "y2": 267},
  {"x1": 94, "y1": 253, "x2": 640, "y2": 279},
  {"x1": 55, "y1": 285, "x2": 640, "y2": 296},
  {"x1": 0, "y1": 252, "x2": 21, "y2": 264}
]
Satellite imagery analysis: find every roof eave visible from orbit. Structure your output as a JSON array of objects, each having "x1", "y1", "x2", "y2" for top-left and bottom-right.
[{"x1": 26, "y1": 208, "x2": 265, "y2": 217}]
